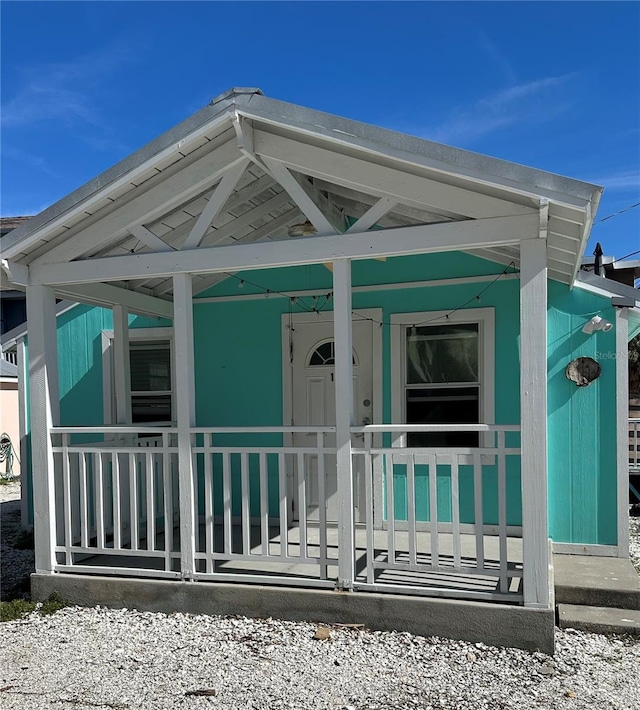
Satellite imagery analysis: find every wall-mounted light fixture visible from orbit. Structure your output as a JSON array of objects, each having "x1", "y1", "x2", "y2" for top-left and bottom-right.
[{"x1": 582, "y1": 315, "x2": 613, "y2": 334}]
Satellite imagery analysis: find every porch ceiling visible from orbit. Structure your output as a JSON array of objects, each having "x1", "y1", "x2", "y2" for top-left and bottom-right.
[{"x1": 2, "y1": 88, "x2": 603, "y2": 306}]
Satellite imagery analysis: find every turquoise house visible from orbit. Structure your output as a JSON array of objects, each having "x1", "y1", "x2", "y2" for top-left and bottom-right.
[{"x1": 2, "y1": 89, "x2": 639, "y2": 651}]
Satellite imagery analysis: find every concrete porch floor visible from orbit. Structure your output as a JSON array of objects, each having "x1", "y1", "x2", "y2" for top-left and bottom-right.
[{"x1": 68, "y1": 521, "x2": 524, "y2": 600}]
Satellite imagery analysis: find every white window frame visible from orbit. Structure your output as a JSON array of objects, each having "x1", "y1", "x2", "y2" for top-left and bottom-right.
[
  {"x1": 390, "y1": 308, "x2": 495, "y2": 448},
  {"x1": 102, "y1": 326, "x2": 176, "y2": 425}
]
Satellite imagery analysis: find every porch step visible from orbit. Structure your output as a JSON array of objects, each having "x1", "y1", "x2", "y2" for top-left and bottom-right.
[
  {"x1": 557, "y1": 604, "x2": 640, "y2": 636},
  {"x1": 553, "y1": 554, "x2": 640, "y2": 610}
]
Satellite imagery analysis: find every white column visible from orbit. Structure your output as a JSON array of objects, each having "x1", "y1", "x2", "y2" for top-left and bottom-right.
[
  {"x1": 112, "y1": 305, "x2": 132, "y2": 425},
  {"x1": 173, "y1": 273, "x2": 196, "y2": 579},
  {"x1": 17, "y1": 337, "x2": 29, "y2": 528},
  {"x1": 615, "y1": 307, "x2": 629, "y2": 557},
  {"x1": 520, "y1": 238, "x2": 549, "y2": 607},
  {"x1": 333, "y1": 259, "x2": 355, "y2": 589},
  {"x1": 26, "y1": 284, "x2": 59, "y2": 573}
]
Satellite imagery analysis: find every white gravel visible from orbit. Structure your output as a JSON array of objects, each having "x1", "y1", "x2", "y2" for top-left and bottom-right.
[
  {"x1": 1, "y1": 481, "x2": 639, "y2": 710},
  {"x1": 1, "y1": 607, "x2": 639, "y2": 709},
  {"x1": 629, "y1": 516, "x2": 640, "y2": 572}
]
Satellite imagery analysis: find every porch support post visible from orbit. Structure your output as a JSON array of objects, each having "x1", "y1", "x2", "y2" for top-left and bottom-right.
[
  {"x1": 112, "y1": 305, "x2": 132, "y2": 424},
  {"x1": 333, "y1": 258, "x2": 355, "y2": 589},
  {"x1": 520, "y1": 237, "x2": 550, "y2": 607},
  {"x1": 615, "y1": 307, "x2": 629, "y2": 557},
  {"x1": 173, "y1": 273, "x2": 196, "y2": 579},
  {"x1": 26, "y1": 284, "x2": 59, "y2": 573}
]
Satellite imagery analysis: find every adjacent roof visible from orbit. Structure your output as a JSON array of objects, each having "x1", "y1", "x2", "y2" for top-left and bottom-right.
[
  {"x1": 2, "y1": 88, "x2": 603, "y2": 297},
  {"x1": 0, "y1": 216, "x2": 31, "y2": 236}
]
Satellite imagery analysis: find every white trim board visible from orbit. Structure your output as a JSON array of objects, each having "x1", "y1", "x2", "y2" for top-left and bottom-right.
[
  {"x1": 615, "y1": 308, "x2": 629, "y2": 558},
  {"x1": 102, "y1": 326, "x2": 175, "y2": 425},
  {"x1": 194, "y1": 273, "x2": 519, "y2": 305},
  {"x1": 390, "y1": 307, "x2": 496, "y2": 450}
]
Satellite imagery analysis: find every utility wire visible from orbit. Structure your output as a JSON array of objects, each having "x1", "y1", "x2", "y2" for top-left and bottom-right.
[{"x1": 594, "y1": 201, "x2": 640, "y2": 224}]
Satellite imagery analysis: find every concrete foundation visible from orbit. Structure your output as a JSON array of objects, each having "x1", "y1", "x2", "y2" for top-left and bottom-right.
[{"x1": 31, "y1": 573, "x2": 555, "y2": 655}]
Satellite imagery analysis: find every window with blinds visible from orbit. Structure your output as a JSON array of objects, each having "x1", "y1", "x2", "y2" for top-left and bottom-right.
[{"x1": 129, "y1": 340, "x2": 172, "y2": 423}]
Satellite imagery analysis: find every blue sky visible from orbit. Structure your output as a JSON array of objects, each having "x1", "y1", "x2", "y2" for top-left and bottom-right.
[{"x1": 1, "y1": 1, "x2": 638, "y2": 261}]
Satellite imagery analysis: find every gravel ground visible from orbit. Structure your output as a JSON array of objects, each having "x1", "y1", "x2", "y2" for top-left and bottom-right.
[
  {"x1": 1, "y1": 607, "x2": 639, "y2": 710},
  {"x1": 0, "y1": 479, "x2": 34, "y2": 601},
  {"x1": 629, "y1": 515, "x2": 640, "y2": 572},
  {"x1": 1, "y1": 480, "x2": 639, "y2": 710}
]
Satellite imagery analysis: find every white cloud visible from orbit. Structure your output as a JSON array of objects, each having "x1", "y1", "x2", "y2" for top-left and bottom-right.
[
  {"x1": 2, "y1": 146, "x2": 62, "y2": 179},
  {"x1": 418, "y1": 73, "x2": 577, "y2": 146},
  {"x1": 478, "y1": 30, "x2": 518, "y2": 86},
  {"x1": 1, "y1": 39, "x2": 137, "y2": 130},
  {"x1": 586, "y1": 169, "x2": 640, "y2": 191}
]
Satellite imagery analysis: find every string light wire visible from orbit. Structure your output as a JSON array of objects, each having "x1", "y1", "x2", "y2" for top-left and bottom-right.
[{"x1": 219, "y1": 262, "x2": 518, "y2": 328}]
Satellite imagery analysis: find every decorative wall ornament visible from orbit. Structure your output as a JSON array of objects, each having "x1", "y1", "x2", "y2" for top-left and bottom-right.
[{"x1": 565, "y1": 357, "x2": 601, "y2": 387}]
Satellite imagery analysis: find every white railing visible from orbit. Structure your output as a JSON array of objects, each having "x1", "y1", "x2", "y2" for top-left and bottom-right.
[
  {"x1": 630, "y1": 419, "x2": 640, "y2": 472},
  {"x1": 351, "y1": 424, "x2": 522, "y2": 601},
  {"x1": 1, "y1": 350, "x2": 18, "y2": 365},
  {"x1": 49, "y1": 423, "x2": 523, "y2": 601},
  {"x1": 191, "y1": 427, "x2": 336, "y2": 588},
  {"x1": 51, "y1": 427, "x2": 180, "y2": 578}
]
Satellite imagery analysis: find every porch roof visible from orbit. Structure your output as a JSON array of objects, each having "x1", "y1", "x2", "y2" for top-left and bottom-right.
[{"x1": 2, "y1": 88, "x2": 603, "y2": 308}]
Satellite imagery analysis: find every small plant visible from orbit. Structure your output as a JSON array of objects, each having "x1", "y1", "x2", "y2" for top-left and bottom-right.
[
  {"x1": 40, "y1": 591, "x2": 67, "y2": 616},
  {"x1": 0, "y1": 592, "x2": 68, "y2": 622},
  {"x1": 0, "y1": 599, "x2": 36, "y2": 622}
]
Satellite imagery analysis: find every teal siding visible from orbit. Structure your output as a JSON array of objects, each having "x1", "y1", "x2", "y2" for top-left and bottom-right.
[
  {"x1": 194, "y1": 253, "x2": 522, "y2": 526},
  {"x1": 547, "y1": 283, "x2": 618, "y2": 546},
  {"x1": 22, "y1": 251, "x2": 622, "y2": 546}
]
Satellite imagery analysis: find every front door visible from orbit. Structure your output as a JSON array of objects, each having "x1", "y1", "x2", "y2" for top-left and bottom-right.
[{"x1": 289, "y1": 313, "x2": 377, "y2": 523}]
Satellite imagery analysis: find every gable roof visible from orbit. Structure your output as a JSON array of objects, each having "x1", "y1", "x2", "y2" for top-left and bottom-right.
[{"x1": 3, "y1": 88, "x2": 603, "y2": 298}]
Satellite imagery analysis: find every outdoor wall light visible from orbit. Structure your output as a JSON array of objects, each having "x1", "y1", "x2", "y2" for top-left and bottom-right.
[{"x1": 582, "y1": 315, "x2": 613, "y2": 334}]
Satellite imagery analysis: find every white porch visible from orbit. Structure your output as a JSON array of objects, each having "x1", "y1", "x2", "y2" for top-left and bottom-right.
[
  {"x1": 49, "y1": 423, "x2": 524, "y2": 603},
  {"x1": 0, "y1": 89, "x2": 599, "y2": 614}
]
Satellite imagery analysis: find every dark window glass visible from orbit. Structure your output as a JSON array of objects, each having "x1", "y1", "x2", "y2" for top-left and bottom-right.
[
  {"x1": 131, "y1": 395, "x2": 172, "y2": 424},
  {"x1": 406, "y1": 387, "x2": 479, "y2": 446},
  {"x1": 129, "y1": 341, "x2": 172, "y2": 423},
  {"x1": 308, "y1": 341, "x2": 356, "y2": 367},
  {"x1": 405, "y1": 322, "x2": 480, "y2": 447},
  {"x1": 407, "y1": 324, "x2": 478, "y2": 384}
]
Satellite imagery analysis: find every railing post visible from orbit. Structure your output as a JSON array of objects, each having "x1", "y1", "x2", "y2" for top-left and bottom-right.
[
  {"x1": 333, "y1": 259, "x2": 355, "y2": 589},
  {"x1": 615, "y1": 307, "x2": 629, "y2": 557},
  {"x1": 26, "y1": 284, "x2": 60, "y2": 574},
  {"x1": 173, "y1": 273, "x2": 196, "y2": 579},
  {"x1": 520, "y1": 235, "x2": 550, "y2": 607}
]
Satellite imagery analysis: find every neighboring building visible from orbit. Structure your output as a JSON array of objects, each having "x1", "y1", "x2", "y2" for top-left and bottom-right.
[
  {"x1": 2, "y1": 89, "x2": 639, "y2": 652},
  {"x1": 1, "y1": 217, "x2": 30, "y2": 336},
  {"x1": 0, "y1": 357, "x2": 20, "y2": 477}
]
